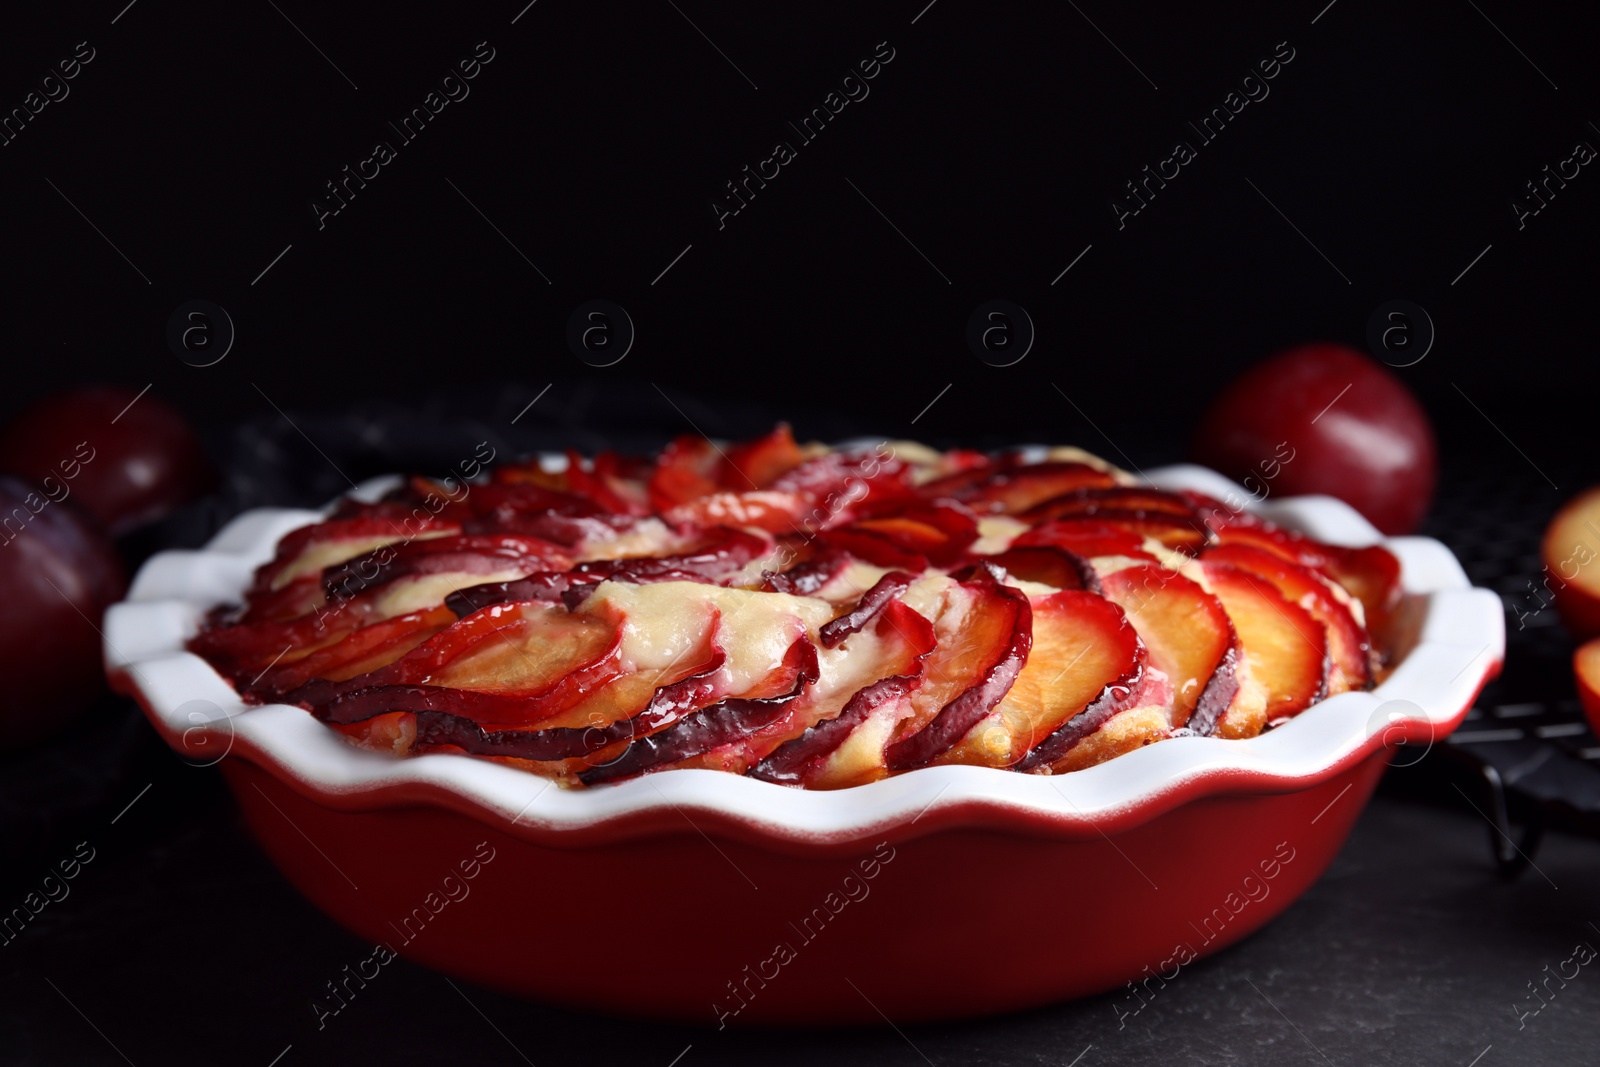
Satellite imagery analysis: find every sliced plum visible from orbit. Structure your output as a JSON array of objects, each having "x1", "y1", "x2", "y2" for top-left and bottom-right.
[
  {"x1": 1203, "y1": 543, "x2": 1372, "y2": 693},
  {"x1": 720, "y1": 423, "x2": 807, "y2": 488},
  {"x1": 328, "y1": 637, "x2": 729, "y2": 760},
  {"x1": 769, "y1": 447, "x2": 912, "y2": 507},
  {"x1": 982, "y1": 545, "x2": 1098, "y2": 592},
  {"x1": 941, "y1": 590, "x2": 1145, "y2": 771},
  {"x1": 1098, "y1": 564, "x2": 1238, "y2": 730},
  {"x1": 883, "y1": 569, "x2": 1033, "y2": 770},
  {"x1": 1011, "y1": 519, "x2": 1156, "y2": 562},
  {"x1": 760, "y1": 546, "x2": 851, "y2": 595},
  {"x1": 1200, "y1": 561, "x2": 1329, "y2": 723},
  {"x1": 1021, "y1": 490, "x2": 1208, "y2": 553},
  {"x1": 819, "y1": 505, "x2": 977, "y2": 569},
  {"x1": 818, "y1": 571, "x2": 916, "y2": 648},
  {"x1": 244, "y1": 605, "x2": 457, "y2": 698},
  {"x1": 759, "y1": 599, "x2": 939, "y2": 787},
  {"x1": 749, "y1": 677, "x2": 914, "y2": 786},
  {"x1": 648, "y1": 435, "x2": 722, "y2": 510},
  {"x1": 286, "y1": 599, "x2": 623, "y2": 716},
  {"x1": 579, "y1": 635, "x2": 821, "y2": 784},
  {"x1": 1198, "y1": 503, "x2": 1402, "y2": 632},
  {"x1": 322, "y1": 533, "x2": 572, "y2": 601},
  {"x1": 923, "y1": 460, "x2": 1118, "y2": 514},
  {"x1": 248, "y1": 516, "x2": 460, "y2": 599}
]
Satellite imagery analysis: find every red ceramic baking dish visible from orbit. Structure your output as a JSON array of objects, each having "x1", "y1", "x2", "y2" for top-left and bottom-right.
[{"x1": 104, "y1": 461, "x2": 1502, "y2": 1026}]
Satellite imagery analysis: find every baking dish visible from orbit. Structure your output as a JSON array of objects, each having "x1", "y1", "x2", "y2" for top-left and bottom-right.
[{"x1": 104, "y1": 462, "x2": 1503, "y2": 1025}]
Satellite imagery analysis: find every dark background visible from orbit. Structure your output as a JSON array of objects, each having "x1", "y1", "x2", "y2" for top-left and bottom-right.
[
  {"x1": 0, "y1": 0, "x2": 1592, "y2": 460},
  {"x1": 2, "y1": 1, "x2": 1598, "y2": 1065}
]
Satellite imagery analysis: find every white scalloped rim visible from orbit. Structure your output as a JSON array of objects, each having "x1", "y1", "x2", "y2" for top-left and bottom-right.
[{"x1": 104, "y1": 462, "x2": 1504, "y2": 844}]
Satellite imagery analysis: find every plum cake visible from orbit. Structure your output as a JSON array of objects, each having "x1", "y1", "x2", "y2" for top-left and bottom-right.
[{"x1": 190, "y1": 427, "x2": 1401, "y2": 788}]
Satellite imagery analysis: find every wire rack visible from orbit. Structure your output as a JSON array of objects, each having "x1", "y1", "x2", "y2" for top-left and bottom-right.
[{"x1": 1411, "y1": 455, "x2": 1600, "y2": 874}]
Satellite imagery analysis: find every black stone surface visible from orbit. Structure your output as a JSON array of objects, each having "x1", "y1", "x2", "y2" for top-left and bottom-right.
[{"x1": 2, "y1": 769, "x2": 1596, "y2": 1067}]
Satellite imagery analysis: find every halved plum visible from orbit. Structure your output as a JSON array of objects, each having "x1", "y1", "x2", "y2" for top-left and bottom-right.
[
  {"x1": 1200, "y1": 562, "x2": 1329, "y2": 723},
  {"x1": 882, "y1": 570, "x2": 1033, "y2": 770},
  {"x1": 1575, "y1": 637, "x2": 1600, "y2": 736},
  {"x1": 1202, "y1": 543, "x2": 1372, "y2": 693},
  {"x1": 1544, "y1": 489, "x2": 1600, "y2": 640},
  {"x1": 1098, "y1": 564, "x2": 1239, "y2": 731}
]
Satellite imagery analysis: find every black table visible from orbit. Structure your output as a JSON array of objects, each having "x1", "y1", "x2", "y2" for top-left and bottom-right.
[{"x1": 4, "y1": 751, "x2": 1596, "y2": 1067}]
